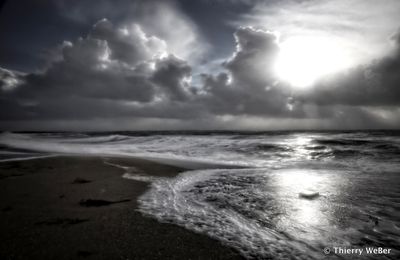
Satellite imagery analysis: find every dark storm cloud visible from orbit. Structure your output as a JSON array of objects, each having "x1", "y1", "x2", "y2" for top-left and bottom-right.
[
  {"x1": 199, "y1": 27, "x2": 296, "y2": 117},
  {"x1": 0, "y1": 0, "x2": 207, "y2": 72},
  {"x1": 54, "y1": 0, "x2": 207, "y2": 62},
  {"x1": 0, "y1": 0, "x2": 400, "y2": 130},
  {"x1": 0, "y1": 23, "x2": 300, "y2": 125},
  {"x1": 2, "y1": 20, "x2": 399, "y2": 129},
  {"x1": 89, "y1": 19, "x2": 166, "y2": 66},
  {"x1": 152, "y1": 55, "x2": 192, "y2": 101},
  {"x1": 0, "y1": 19, "x2": 196, "y2": 121},
  {"x1": 225, "y1": 27, "x2": 279, "y2": 86}
]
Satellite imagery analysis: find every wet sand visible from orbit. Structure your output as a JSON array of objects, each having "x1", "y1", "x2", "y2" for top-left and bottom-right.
[{"x1": 0, "y1": 156, "x2": 242, "y2": 259}]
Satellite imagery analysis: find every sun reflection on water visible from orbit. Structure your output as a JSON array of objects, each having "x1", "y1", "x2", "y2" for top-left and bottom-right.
[
  {"x1": 272, "y1": 169, "x2": 335, "y2": 239},
  {"x1": 289, "y1": 135, "x2": 314, "y2": 160}
]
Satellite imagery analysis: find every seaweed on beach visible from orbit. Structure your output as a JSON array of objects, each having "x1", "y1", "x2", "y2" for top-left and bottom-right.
[
  {"x1": 35, "y1": 218, "x2": 89, "y2": 227},
  {"x1": 72, "y1": 177, "x2": 92, "y2": 184},
  {"x1": 79, "y1": 199, "x2": 131, "y2": 207}
]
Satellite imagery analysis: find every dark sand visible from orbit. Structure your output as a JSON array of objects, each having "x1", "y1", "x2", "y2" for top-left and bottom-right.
[{"x1": 0, "y1": 156, "x2": 243, "y2": 260}]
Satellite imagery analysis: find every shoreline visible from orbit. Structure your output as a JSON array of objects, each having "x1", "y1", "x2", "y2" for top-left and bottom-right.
[
  {"x1": 0, "y1": 151, "x2": 248, "y2": 170},
  {"x1": 0, "y1": 156, "x2": 243, "y2": 259}
]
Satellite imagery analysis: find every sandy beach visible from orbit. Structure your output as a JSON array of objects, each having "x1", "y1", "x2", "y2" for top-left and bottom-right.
[{"x1": 0, "y1": 156, "x2": 243, "y2": 259}]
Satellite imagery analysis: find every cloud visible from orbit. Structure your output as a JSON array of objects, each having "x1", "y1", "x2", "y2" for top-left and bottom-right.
[
  {"x1": 1, "y1": 18, "x2": 400, "y2": 130},
  {"x1": 0, "y1": 19, "x2": 195, "y2": 122},
  {"x1": 199, "y1": 27, "x2": 298, "y2": 117},
  {"x1": 0, "y1": 24, "x2": 295, "y2": 120},
  {"x1": 238, "y1": 0, "x2": 400, "y2": 66},
  {"x1": 303, "y1": 30, "x2": 400, "y2": 107},
  {"x1": 89, "y1": 19, "x2": 167, "y2": 66},
  {"x1": 224, "y1": 27, "x2": 279, "y2": 87},
  {"x1": 54, "y1": 0, "x2": 207, "y2": 62},
  {"x1": 152, "y1": 55, "x2": 193, "y2": 101},
  {"x1": 0, "y1": 68, "x2": 24, "y2": 91}
]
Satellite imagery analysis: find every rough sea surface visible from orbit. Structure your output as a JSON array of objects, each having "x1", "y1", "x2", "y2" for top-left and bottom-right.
[{"x1": 1, "y1": 131, "x2": 399, "y2": 259}]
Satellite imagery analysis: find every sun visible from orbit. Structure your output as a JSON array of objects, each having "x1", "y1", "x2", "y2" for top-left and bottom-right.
[{"x1": 274, "y1": 36, "x2": 351, "y2": 88}]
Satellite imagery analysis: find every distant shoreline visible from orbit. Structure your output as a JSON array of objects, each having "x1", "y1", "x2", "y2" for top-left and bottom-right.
[{"x1": 3, "y1": 129, "x2": 400, "y2": 134}]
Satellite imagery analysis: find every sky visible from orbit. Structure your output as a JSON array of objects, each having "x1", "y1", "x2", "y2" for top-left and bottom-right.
[{"x1": 0, "y1": 0, "x2": 400, "y2": 131}]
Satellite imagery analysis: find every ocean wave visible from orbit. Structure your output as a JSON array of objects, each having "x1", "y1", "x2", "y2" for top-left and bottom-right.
[
  {"x1": 0, "y1": 154, "x2": 57, "y2": 162},
  {"x1": 136, "y1": 167, "x2": 400, "y2": 259},
  {"x1": 64, "y1": 134, "x2": 132, "y2": 144},
  {"x1": 1, "y1": 131, "x2": 400, "y2": 171},
  {"x1": 314, "y1": 139, "x2": 373, "y2": 146},
  {"x1": 254, "y1": 143, "x2": 292, "y2": 152}
]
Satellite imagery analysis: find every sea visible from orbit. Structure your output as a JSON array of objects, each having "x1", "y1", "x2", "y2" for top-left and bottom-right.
[{"x1": 0, "y1": 131, "x2": 399, "y2": 259}]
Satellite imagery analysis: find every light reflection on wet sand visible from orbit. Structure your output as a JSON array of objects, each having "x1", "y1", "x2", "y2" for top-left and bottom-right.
[{"x1": 137, "y1": 165, "x2": 400, "y2": 259}]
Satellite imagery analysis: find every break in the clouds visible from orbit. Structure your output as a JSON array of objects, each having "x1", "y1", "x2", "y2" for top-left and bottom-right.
[{"x1": 0, "y1": 0, "x2": 399, "y2": 130}]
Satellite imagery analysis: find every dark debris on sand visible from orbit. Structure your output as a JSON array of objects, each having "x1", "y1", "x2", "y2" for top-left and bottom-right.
[
  {"x1": 72, "y1": 177, "x2": 92, "y2": 184},
  {"x1": 298, "y1": 192, "x2": 320, "y2": 200},
  {"x1": 0, "y1": 173, "x2": 24, "y2": 180},
  {"x1": 77, "y1": 250, "x2": 97, "y2": 258},
  {"x1": 1, "y1": 206, "x2": 12, "y2": 212},
  {"x1": 79, "y1": 199, "x2": 131, "y2": 207},
  {"x1": 35, "y1": 218, "x2": 90, "y2": 227}
]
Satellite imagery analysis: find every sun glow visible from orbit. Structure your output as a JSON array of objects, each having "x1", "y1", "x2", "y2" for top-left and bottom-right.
[{"x1": 275, "y1": 36, "x2": 351, "y2": 88}]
